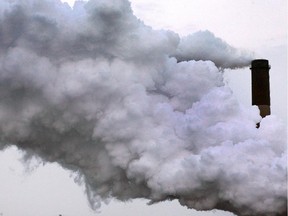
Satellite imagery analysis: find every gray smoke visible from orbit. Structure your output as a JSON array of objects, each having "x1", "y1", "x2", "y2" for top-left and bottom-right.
[
  {"x1": 173, "y1": 30, "x2": 254, "y2": 68},
  {"x1": 0, "y1": 0, "x2": 286, "y2": 216}
]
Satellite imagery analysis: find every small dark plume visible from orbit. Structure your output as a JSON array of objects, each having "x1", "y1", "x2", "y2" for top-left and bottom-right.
[{"x1": 0, "y1": 0, "x2": 286, "y2": 216}]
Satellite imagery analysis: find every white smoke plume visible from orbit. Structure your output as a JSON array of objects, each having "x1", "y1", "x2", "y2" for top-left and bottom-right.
[
  {"x1": 173, "y1": 30, "x2": 254, "y2": 69},
  {"x1": 0, "y1": 0, "x2": 286, "y2": 216}
]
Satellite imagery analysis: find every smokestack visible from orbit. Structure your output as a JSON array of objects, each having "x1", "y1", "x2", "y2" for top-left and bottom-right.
[{"x1": 250, "y1": 59, "x2": 271, "y2": 120}]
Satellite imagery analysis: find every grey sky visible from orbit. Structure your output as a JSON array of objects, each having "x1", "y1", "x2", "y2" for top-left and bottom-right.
[{"x1": 0, "y1": 0, "x2": 287, "y2": 216}]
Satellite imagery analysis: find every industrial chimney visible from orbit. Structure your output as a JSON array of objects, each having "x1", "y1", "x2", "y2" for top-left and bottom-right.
[
  {"x1": 250, "y1": 59, "x2": 271, "y2": 122},
  {"x1": 250, "y1": 60, "x2": 287, "y2": 215}
]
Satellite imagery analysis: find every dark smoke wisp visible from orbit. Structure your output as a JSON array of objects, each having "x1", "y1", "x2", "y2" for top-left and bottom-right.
[{"x1": 0, "y1": 0, "x2": 286, "y2": 216}]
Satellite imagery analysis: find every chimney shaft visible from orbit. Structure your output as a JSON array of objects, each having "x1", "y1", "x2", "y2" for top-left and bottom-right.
[{"x1": 250, "y1": 59, "x2": 271, "y2": 118}]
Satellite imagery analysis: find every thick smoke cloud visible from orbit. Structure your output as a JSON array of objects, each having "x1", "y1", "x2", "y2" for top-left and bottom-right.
[
  {"x1": 0, "y1": 0, "x2": 286, "y2": 216},
  {"x1": 173, "y1": 31, "x2": 254, "y2": 68}
]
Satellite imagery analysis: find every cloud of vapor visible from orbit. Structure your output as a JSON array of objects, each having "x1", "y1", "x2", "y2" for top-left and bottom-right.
[
  {"x1": 0, "y1": 0, "x2": 286, "y2": 216},
  {"x1": 173, "y1": 30, "x2": 254, "y2": 68}
]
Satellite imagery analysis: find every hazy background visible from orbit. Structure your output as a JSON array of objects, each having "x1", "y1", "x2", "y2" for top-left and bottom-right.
[{"x1": 0, "y1": 0, "x2": 286, "y2": 215}]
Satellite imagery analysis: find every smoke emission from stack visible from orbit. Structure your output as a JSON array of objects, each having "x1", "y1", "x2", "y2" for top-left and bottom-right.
[
  {"x1": 0, "y1": 0, "x2": 286, "y2": 216},
  {"x1": 173, "y1": 31, "x2": 253, "y2": 69}
]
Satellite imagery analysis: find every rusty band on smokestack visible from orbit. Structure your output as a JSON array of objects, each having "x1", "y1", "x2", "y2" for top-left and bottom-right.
[{"x1": 250, "y1": 59, "x2": 271, "y2": 118}]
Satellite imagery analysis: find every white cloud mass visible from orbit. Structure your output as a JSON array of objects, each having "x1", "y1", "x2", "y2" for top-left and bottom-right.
[{"x1": 0, "y1": 0, "x2": 286, "y2": 216}]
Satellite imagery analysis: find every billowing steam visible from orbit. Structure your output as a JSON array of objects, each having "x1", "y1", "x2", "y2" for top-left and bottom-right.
[
  {"x1": 0, "y1": 0, "x2": 286, "y2": 216},
  {"x1": 173, "y1": 30, "x2": 253, "y2": 69}
]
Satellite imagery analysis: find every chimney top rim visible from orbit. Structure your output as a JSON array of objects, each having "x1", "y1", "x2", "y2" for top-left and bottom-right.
[{"x1": 250, "y1": 59, "x2": 270, "y2": 69}]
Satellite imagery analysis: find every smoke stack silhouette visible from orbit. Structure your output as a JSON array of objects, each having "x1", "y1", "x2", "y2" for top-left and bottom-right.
[
  {"x1": 250, "y1": 59, "x2": 271, "y2": 120},
  {"x1": 250, "y1": 60, "x2": 287, "y2": 215}
]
